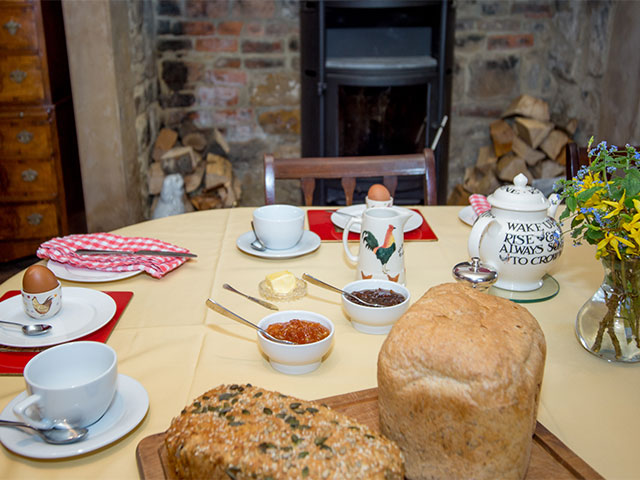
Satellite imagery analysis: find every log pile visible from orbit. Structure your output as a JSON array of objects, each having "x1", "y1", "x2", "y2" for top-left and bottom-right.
[
  {"x1": 448, "y1": 94, "x2": 577, "y2": 204},
  {"x1": 149, "y1": 124, "x2": 241, "y2": 213}
]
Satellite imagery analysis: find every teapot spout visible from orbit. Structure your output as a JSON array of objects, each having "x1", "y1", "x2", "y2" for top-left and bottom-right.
[{"x1": 548, "y1": 193, "x2": 560, "y2": 217}]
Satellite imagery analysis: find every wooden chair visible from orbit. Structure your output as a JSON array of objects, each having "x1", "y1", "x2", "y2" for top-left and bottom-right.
[
  {"x1": 263, "y1": 149, "x2": 438, "y2": 206},
  {"x1": 565, "y1": 143, "x2": 588, "y2": 180}
]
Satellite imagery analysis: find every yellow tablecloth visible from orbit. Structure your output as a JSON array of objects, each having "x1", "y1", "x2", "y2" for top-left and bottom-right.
[{"x1": 0, "y1": 207, "x2": 637, "y2": 479}]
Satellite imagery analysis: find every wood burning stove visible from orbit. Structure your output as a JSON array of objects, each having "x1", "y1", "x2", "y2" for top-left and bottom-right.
[{"x1": 300, "y1": 0, "x2": 454, "y2": 204}]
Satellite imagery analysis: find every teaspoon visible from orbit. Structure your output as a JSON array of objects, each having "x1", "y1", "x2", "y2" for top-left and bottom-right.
[
  {"x1": 0, "y1": 320, "x2": 52, "y2": 336},
  {"x1": 205, "y1": 299, "x2": 295, "y2": 345},
  {"x1": 302, "y1": 273, "x2": 383, "y2": 308},
  {"x1": 250, "y1": 221, "x2": 267, "y2": 251},
  {"x1": 0, "y1": 420, "x2": 88, "y2": 445}
]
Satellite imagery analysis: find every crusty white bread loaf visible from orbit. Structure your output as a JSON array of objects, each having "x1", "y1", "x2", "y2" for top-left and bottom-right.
[
  {"x1": 165, "y1": 384, "x2": 404, "y2": 479},
  {"x1": 377, "y1": 283, "x2": 546, "y2": 480}
]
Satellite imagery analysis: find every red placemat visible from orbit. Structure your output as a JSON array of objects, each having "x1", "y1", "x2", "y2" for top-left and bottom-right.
[
  {"x1": 0, "y1": 290, "x2": 133, "y2": 375},
  {"x1": 308, "y1": 209, "x2": 438, "y2": 242}
]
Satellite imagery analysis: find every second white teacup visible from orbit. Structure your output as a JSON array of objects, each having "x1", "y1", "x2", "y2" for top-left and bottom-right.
[
  {"x1": 253, "y1": 204, "x2": 304, "y2": 250},
  {"x1": 13, "y1": 341, "x2": 118, "y2": 429}
]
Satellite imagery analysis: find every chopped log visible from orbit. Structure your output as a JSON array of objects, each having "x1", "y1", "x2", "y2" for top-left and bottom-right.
[
  {"x1": 556, "y1": 144, "x2": 567, "y2": 166},
  {"x1": 205, "y1": 153, "x2": 233, "y2": 191},
  {"x1": 447, "y1": 183, "x2": 472, "y2": 206},
  {"x1": 148, "y1": 161, "x2": 165, "y2": 195},
  {"x1": 540, "y1": 129, "x2": 570, "y2": 160},
  {"x1": 475, "y1": 146, "x2": 498, "y2": 169},
  {"x1": 512, "y1": 137, "x2": 546, "y2": 167},
  {"x1": 464, "y1": 164, "x2": 501, "y2": 196},
  {"x1": 514, "y1": 117, "x2": 553, "y2": 149},
  {"x1": 184, "y1": 160, "x2": 206, "y2": 193},
  {"x1": 152, "y1": 128, "x2": 178, "y2": 162},
  {"x1": 182, "y1": 132, "x2": 207, "y2": 152},
  {"x1": 190, "y1": 192, "x2": 223, "y2": 210},
  {"x1": 161, "y1": 146, "x2": 198, "y2": 175},
  {"x1": 213, "y1": 128, "x2": 230, "y2": 155},
  {"x1": 496, "y1": 153, "x2": 533, "y2": 183},
  {"x1": 502, "y1": 94, "x2": 550, "y2": 122},
  {"x1": 532, "y1": 159, "x2": 565, "y2": 179},
  {"x1": 183, "y1": 194, "x2": 195, "y2": 213},
  {"x1": 490, "y1": 119, "x2": 515, "y2": 157},
  {"x1": 562, "y1": 118, "x2": 578, "y2": 136}
]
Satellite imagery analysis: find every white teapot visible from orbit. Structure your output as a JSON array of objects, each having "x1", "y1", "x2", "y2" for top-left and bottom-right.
[{"x1": 468, "y1": 174, "x2": 563, "y2": 291}]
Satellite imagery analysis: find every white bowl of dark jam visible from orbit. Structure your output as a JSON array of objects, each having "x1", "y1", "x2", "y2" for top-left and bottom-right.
[
  {"x1": 341, "y1": 279, "x2": 410, "y2": 334},
  {"x1": 257, "y1": 310, "x2": 334, "y2": 375}
]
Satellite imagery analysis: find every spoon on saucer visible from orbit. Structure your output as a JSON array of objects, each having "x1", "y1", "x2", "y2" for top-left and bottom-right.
[
  {"x1": 302, "y1": 273, "x2": 383, "y2": 308},
  {"x1": 250, "y1": 221, "x2": 267, "y2": 251},
  {"x1": 205, "y1": 299, "x2": 295, "y2": 345},
  {"x1": 0, "y1": 420, "x2": 88, "y2": 444},
  {"x1": 0, "y1": 320, "x2": 52, "y2": 336}
]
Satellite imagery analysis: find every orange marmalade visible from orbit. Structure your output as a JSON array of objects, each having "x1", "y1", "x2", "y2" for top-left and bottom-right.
[{"x1": 265, "y1": 319, "x2": 330, "y2": 344}]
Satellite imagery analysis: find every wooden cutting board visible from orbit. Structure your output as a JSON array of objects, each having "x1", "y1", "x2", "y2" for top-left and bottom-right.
[{"x1": 136, "y1": 388, "x2": 603, "y2": 480}]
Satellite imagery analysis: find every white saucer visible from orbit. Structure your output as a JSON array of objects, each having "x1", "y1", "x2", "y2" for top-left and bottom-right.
[
  {"x1": 236, "y1": 231, "x2": 321, "y2": 259},
  {"x1": 331, "y1": 205, "x2": 423, "y2": 233},
  {"x1": 0, "y1": 287, "x2": 116, "y2": 348},
  {"x1": 0, "y1": 374, "x2": 148, "y2": 459},
  {"x1": 458, "y1": 205, "x2": 476, "y2": 226},
  {"x1": 47, "y1": 260, "x2": 142, "y2": 283}
]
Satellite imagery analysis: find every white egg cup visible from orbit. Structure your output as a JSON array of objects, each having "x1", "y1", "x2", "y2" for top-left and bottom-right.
[
  {"x1": 21, "y1": 282, "x2": 62, "y2": 320},
  {"x1": 365, "y1": 196, "x2": 394, "y2": 209}
]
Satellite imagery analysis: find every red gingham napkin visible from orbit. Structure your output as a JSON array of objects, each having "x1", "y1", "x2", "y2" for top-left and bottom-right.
[
  {"x1": 36, "y1": 233, "x2": 193, "y2": 278},
  {"x1": 469, "y1": 194, "x2": 491, "y2": 216}
]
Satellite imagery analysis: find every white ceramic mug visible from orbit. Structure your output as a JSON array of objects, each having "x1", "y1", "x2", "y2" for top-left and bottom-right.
[
  {"x1": 13, "y1": 341, "x2": 118, "y2": 429},
  {"x1": 342, "y1": 207, "x2": 411, "y2": 284},
  {"x1": 253, "y1": 204, "x2": 304, "y2": 250},
  {"x1": 21, "y1": 282, "x2": 62, "y2": 319},
  {"x1": 365, "y1": 196, "x2": 394, "y2": 209}
]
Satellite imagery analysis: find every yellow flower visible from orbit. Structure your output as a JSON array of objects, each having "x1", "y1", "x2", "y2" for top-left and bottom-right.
[
  {"x1": 602, "y1": 190, "x2": 626, "y2": 219},
  {"x1": 596, "y1": 231, "x2": 635, "y2": 259},
  {"x1": 623, "y1": 212, "x2": 640, "y2": 232}
]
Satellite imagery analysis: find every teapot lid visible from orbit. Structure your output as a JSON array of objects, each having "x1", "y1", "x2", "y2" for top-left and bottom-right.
[{"x1": 487, "y1": 173, "x2": 550, "y2": 212}]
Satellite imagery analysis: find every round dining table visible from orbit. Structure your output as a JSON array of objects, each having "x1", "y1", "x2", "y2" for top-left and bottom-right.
[{"x1": 0, "y1": 206, "x2": 637, "y2": 479}]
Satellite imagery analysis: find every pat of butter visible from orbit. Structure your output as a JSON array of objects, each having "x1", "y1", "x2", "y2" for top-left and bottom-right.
[{"x1": 266, "y1": 271, "x2": 296, "y2": 294}]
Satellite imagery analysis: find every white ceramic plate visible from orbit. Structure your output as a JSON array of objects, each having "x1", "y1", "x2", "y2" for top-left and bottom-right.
[
  {"x1": 236, "y1": 231, "x2": 321, "y2": 259},
  {"x1": 0, "y1": 374, "x2": 148, "y2": 459},
  {"x1": 331, "y1": 205, "x2": 423, "y2": 233},
  {"x1": 458, "y1": 205, "x2": 476, "y2": 226},
  {"x1": 47, "y1": 260, "x2": 142, "y2": 283},
  {"x1": 0, "y1": 287, "x2": 116, "y2": 348}
]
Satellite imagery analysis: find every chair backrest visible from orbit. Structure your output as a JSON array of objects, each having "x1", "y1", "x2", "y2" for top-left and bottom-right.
[
  {"x1": 263, "y1": 149, "x2": 438, "y2": 206},
  {"x1": 565, "y1": 143, "x2": 588, "y2": 180}
]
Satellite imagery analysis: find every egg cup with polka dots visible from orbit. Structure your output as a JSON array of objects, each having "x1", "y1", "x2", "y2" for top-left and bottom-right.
[{"x1": 21, "y1": 282, "x2": 62, "y2": 320}]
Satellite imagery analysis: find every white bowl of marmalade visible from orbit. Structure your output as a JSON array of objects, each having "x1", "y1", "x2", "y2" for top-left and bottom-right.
[
  {"x1": 342, "y1": 279, "x2": 410, "y2": 334},
  {"x1": 257, "y1": 311, "x2": 334, "y2": 375}
]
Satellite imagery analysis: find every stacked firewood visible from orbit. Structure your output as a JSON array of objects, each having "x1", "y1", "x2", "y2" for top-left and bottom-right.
[
  {"x1": 449, "y1": 94, "x2": 577, "y2": 204},
  {"x1": 149, "y1": 125, "x2": 241, "y2": 213}
]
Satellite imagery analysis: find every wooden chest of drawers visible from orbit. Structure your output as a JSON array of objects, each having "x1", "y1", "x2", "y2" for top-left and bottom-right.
[{"x1": 0, "y1": 0, "x2": 85, "y2": 261}]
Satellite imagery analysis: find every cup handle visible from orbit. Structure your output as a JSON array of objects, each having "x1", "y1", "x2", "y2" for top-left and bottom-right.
[
  {"x1": 342, "y1": 217, "x2": 361, "y2": 264},
  {"x1": 13, "y1": 394, "x2": 52, "y2": 429}
]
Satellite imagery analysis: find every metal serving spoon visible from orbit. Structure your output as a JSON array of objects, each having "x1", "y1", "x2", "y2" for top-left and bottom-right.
[
  {"x1": 0, "y1": 420, "x2": 88, "y2": 445},
  {"x1": 206, "y1": 299, "x2": 295, "y2": 345},
  {"x1": 250, "y1": 221, "x2": 266, "y2": 251},
  {"x1": 0, "y1": 320, "x2": 52, "y2": 336},
  {"x1": 302, "y1": 273, "x2": 383, "y2": 308}
]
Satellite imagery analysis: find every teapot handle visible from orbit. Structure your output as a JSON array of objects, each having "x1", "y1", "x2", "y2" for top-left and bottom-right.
[
  {"x1": 342, "y1": 217, "x2": 360, "y2": 264},
  {"x1": 468, "y1": 214, "x2": 497, "y2": 258}
]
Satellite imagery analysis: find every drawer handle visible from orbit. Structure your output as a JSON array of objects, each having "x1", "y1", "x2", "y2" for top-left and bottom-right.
[
  {"x1": 3, "y1": 19, "x2": 21, "y2": 36},
  {"x1": 17, "y1": 130, "x2": 33, "y2": 144},
  {"x1": 21, "y1": 169, "x2": 38, "y2": 182},
  {"x1": 10, "y1": 70, "x2": 27, "y2": 84},
  {"x1": 27, "y1": 213, "x2": 43, "y2": 226}
]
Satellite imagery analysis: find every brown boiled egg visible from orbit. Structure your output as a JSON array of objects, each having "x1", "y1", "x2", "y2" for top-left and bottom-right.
[
  {"x1": 22, "y1": 265, "x2": 59, "y2": 293},
  {"x1": 367, "y1": 184, "x2": 391, "y2": 201}
]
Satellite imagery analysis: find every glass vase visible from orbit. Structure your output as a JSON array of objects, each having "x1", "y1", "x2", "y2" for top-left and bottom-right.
[{"x1": 576, "y1": 255, "x2": 640, "y2": 362}]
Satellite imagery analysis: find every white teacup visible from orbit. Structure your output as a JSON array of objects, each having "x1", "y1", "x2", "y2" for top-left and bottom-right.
[
  {"x1": 21, "y1": 282, "x2": 62, "y2": 319},
  {"x1": 253, "y1": 204, "x2": 304, "y2": 250},
  {"x1": 365, "y1": 196, "x2": 394, "y2": 209},
  {"x1": 13, "y1": 341, "x2": 118, "y2": 429}
]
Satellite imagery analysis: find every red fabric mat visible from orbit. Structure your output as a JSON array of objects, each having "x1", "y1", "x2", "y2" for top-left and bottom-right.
[
  {"x1": 0, "y1": 290, "x2": 133, "y2": 375},
  {"x1": 307, "y1": 209, "x2": 438, "y2": 242}
]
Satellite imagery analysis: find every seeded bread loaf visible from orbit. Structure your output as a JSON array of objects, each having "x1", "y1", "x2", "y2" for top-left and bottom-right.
[
  {"x1": 165, "y1": 384, "x2": 404, "y2": 479},
  {"x1": 377, "y1": 283, "x2": 546, "y2": 480}
]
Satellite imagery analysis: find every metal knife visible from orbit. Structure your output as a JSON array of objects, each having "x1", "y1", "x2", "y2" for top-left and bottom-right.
[
  {"x1": 76, "y1": 249, "x2": 197, "y2": 258},
  {"x1": 222, "y1": 283, "x2": 279, "y2": 311}
]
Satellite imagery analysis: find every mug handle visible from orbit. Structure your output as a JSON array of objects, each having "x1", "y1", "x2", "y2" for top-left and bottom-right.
[
  {"x1": 13, "y1": 394, "x2": 53, "y2": 429},
  {"x1": 467, "y1": 214, "x2": 497, "y2": 258},
  {"x1": 342, "y1": 217, "x2": 361, "y2": 264}
]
